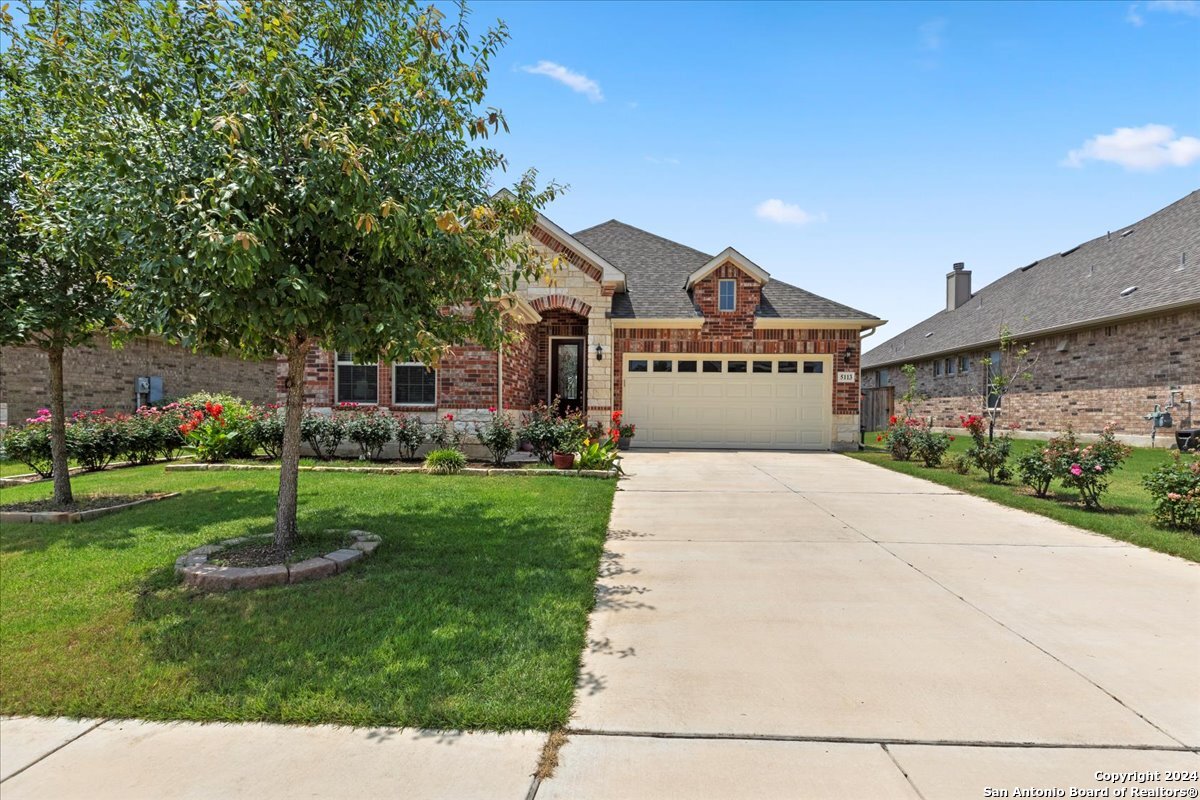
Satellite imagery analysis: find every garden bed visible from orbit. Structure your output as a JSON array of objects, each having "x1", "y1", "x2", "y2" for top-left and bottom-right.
[
  {"x1": 0, "y1": 492, "x2": 179, "y2": 524},
  {"x1": 176, "y1": 530, "x2": 381, "y2": 590},
  {"x1": 165, "y1": 461, "x2": 618, "y2": 478}
]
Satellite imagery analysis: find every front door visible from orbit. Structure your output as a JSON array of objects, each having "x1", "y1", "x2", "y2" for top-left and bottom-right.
[{"x1": 550, "y1": 338, "x2": 586, "y2": 414}]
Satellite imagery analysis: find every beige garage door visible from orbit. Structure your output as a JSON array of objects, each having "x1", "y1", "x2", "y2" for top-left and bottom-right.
[{"x1": 622, "y1": 355, "x2": 832, "y2": 450}]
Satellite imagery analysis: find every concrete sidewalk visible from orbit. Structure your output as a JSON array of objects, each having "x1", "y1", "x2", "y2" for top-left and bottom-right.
[{"x1": 0, "y1": 717, "x2": 542, "y2": 800}]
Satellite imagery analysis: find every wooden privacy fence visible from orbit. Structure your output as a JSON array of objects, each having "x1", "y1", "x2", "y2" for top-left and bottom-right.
[{"x1": 861, "y1": 386, "x2": 894, "y2": 432}]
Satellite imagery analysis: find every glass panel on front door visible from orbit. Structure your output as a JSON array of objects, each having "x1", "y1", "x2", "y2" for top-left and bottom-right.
[{"x1": 557, "y1": 343, "x2": 579, "y2": 401}]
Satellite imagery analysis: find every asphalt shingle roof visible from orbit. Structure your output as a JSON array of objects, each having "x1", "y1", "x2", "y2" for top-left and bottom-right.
[
  {"x1": 862, "y1": 190, "x2": 1200, "y2": 369},
  {"x1": 572, "y1": 220, "x2": 878, "y2": 321}
]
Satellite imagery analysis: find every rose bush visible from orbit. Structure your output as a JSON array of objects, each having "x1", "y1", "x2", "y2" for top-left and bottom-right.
[
  {"x1": 961, "y1": 414, "x2": 1012, "y2": 483},
  {"x1": 4, "y1": 410, "x2": 54, "y2": 476},
  {"x1": 1054, "y1": 426, "x2": 1131, "y2": 510},
  {"x1": 1143, "y1": 452, "x2": 1200, "y2": 531},
  {"x1": 394, "y1": 414, "x2": 426, "y2": 460},
  {"x1": 478, "y1": 407, "x2": 517, "y2": 465},
  {"x1": 300, "y1": 411, "x2": 346, "y2": 461},
  {"x1": 341, "y1": 403, "x2": 396, "y2": 461}
]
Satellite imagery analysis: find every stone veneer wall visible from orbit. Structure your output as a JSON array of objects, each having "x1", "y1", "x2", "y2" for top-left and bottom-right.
[
  {"x1": 1, "y1": 337, "x2": 276, "y2": 425},
  {"x1": 862, "y1": 307, "x2": 1200, "y2": 443},
  {"x1": 516, "y1": 226, "x2": 615, "y2": 422}
]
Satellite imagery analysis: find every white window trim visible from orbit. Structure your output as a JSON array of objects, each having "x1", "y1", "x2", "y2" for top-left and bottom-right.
[
  {"x1": 718, "y1": 279, "x2": 737, "y2": 312},
  {"x1": 393, "y1": 361, "x2": 437, "y2": 407},
  {"x1": 334, "y1": 353, "x2": 379, "y2": 405}
]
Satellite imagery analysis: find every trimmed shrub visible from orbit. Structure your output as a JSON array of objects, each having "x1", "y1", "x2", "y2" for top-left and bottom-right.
[
  {"x1": 341, "y1": 404, "x2": 396, "y2": 460},
  {"x1": 477, "y1": 407, "x2": 517, "y2": 466},
  {"x1": 301, "y1": 411, "x2": 346, "y2": 461},
  {"x1": 1016, "y1": 450, "x2": 1055, "y2": 497},
  {"x1": 961, "y1": 414, "x2": 1012, "y2": 483},
  {"x1": 248, "y1": 405, "x2": 286, "y2": 459},
  {"x1": 912, "y1": 426, "x2": 953, "y2": 468},
  {"x1": 1143, "y1": 452, "x2": 1200, "y2": 531},
  {"x1": 394, "y1": 414, "x2": 426, "y2": 460},
  {"x1": 66, "y1": 410, "x2": 132, "y2": 471},
  {"x1": 4, "y1": 411, "x2": 54, "y2": 476},
  {"x1": 880, "y1": 415, "x2": 920, "y2": 461},
  {"x1": 424, "y1": 448, "x2": 466, "y2": 475}
]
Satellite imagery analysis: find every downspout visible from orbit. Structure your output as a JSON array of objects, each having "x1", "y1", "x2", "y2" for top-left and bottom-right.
[
  {"x1": 498, "y1": 344, "x2": 504, "y2": 412},
  {"x1": 858, "y1": 325, "x2": 881, "y2": 448}
]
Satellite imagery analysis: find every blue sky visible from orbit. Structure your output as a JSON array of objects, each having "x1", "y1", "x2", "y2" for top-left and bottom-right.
[
  {"x1": 468, "y1": 0, "x2": 1199, "y2": 348},
  {"x1": 6, "y1": 2, "x2": 1196, "y2": 348}
]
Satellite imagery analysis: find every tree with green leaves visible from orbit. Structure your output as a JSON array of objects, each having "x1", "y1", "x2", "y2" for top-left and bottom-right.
[
  {"x1": 0, "y1": 2, "x2": 125, "y2": 505},
  {"x1": 103, "y1": 0, "x2": 557, "y2": 545}
]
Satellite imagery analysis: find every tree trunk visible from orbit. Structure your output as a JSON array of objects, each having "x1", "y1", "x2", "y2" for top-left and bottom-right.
[
  {"x1": 47, "y1": 344, "x2": 74, "y2": 506},
  {"x1": 274, "y1": 339, "x2": 309, "y2": 547}
]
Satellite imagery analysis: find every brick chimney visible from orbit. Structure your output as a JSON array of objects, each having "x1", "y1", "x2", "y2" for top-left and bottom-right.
[{"x1": 946, "y1": 262, "x2": 971, "y2": 311}]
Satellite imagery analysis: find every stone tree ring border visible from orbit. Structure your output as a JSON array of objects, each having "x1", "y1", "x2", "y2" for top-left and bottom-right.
[{"x1": 175, "y1": 530, "x2": 381, "y2": 591}]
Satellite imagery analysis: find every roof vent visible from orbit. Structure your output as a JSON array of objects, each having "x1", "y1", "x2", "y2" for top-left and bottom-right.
[
  {"x1": 924, "y1": 332, "x2": 934, "y2": 338},
  {"x1": 1180, "y1": 252, "x2": 1188, "y2": 271},
  {"x1": 1021, "y1": 261, "x2": 1038, "y2": 271},
  {"x1": 1060, "y1": 245, "x2": 1081, "y2": 257},
  {"x1": 1120, "y1": 229, "x2": 1134, "y2": 238},
  {"x1": 1120, "y1": 286, "x2": 1138, "y2": 297}
]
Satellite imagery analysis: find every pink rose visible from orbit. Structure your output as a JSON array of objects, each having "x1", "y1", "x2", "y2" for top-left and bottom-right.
[
  {"x1": 1069, "y1": 463, "x2": 1082, "y2": 476},
  {"x1": 1094, "y1": 464, "x2": 1103, "y2": 472}
]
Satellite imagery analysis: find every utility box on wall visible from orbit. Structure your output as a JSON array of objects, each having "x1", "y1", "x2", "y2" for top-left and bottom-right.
[{"x1": 135, "y1": 376, "x2": 164, "y2": 408}]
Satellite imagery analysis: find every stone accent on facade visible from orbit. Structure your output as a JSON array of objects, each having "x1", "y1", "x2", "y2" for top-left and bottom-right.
[
  {"x1": 1, "y1": 337, "x2": 277, "y2": 426},
  {"x1": 862, "y1": 308, "x2": 1200, "y2": 442}
]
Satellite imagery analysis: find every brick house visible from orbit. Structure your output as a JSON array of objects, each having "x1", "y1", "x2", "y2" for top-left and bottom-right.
[
  {"x1": 861, "y1": 190, "x2": 1200, "y2": 445},
  {"x1": 1, "y1": 335, "x2": 277, "y2": 427},
  {"x1": 290, "y1": 208, "x2": 884, "y2": 451}
]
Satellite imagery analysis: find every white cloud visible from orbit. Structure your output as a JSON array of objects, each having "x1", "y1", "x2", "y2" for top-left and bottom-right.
[
  {"x1": 754, "y1": 199, "x2": 827, "y2": 226},
  {"x1": 918, "y1": 18, "x2": 947, "y2": 50},
  {"x1": 520, "y1": 61, "x2": 603, "y2": 102},
  {"x1": 644, "y1": 155, "x2": 680, "y2": 165},
  {"x1": 1147, "y1": 0, "x2": 1199, "y2": 15},
  {"x1": 1063, "y1": 124, "x2": 1200, "y2": 171},
  {"x1": 1126, "y1": 0, "x2": 1199, "y2": 25}
]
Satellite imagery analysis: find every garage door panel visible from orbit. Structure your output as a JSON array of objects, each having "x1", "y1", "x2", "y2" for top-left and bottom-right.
[{"x1": 624, "y1": 357, "x2": 832, "y2": 450}]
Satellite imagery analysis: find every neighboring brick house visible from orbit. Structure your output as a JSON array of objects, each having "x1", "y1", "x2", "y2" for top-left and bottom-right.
[
  {"x1": 291, "y1": 208, "x2": 884, "y2": 451},
  {"x1": 862, "y1": 190, "x2": 1200, "y2": 445},
  {"x1": 0, "y1": 335, "x2": 278, "y2": 426}
]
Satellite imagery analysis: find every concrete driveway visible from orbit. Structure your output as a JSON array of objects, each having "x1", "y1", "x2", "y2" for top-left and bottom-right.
[{"x1": 541, "y1": 451, "x2": 1200, "y2": 800}]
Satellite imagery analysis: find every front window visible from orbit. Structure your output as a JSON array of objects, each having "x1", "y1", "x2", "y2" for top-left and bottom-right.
[
  {"x1": 718, "y1": 279, "x2": 736, "y2": 312},
  {"x1": 393, "y1": 363, "x2": 436, "y2": 406},
  {"x1": 336, "y1": 353, "x2": 378, "y2": 404},
  {"x1": 957, "y1": 355, "x2": 970, "y2": 373}
]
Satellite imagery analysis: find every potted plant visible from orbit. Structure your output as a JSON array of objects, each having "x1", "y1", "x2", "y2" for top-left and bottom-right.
[{"x1": 611, "y1": 410, "x2": 635, "y2": 451}]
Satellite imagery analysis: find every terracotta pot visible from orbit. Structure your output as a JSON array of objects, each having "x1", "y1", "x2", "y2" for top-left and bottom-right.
[{"x1": 552, "y1": 452, "x2": 576, "y2": 470}]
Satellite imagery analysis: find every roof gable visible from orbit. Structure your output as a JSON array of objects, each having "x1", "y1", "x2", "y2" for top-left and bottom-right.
[{"x1": 685, "y1": 247, "x2": 770, "y2": 289}]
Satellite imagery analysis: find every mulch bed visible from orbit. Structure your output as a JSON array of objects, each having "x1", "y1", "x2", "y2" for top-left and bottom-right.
[
  {"x1": 209, "y1": 534, "x2": 349, "y2": 568},
  {"x1": 1, "y1": 493, "x2": 163, "y2": 513}
]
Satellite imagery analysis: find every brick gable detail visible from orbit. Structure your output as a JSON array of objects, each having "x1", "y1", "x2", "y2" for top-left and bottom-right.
[
  {"x1": 692, "y1": 263, "x2": 762, "y2": 337},
  {"x1": 530, "y1": 225, "x2": 604, "y2": 282}
]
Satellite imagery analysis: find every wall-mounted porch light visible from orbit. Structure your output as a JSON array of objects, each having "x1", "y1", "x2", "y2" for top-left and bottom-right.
[{"x1": 595, "y1": 344, "x2": 604, "y2": 361}]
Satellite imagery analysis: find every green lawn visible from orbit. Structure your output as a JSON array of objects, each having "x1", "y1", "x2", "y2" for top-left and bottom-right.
[
  {"x1": 1, "y1": 458, "x2": 41, "y2": 478},
  {"x1": 0, "y1": 464, "x2": 616, "y2": 729},
  {"x1": 848, "y1": 434, "x2": 1199, "y2": 563}
]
